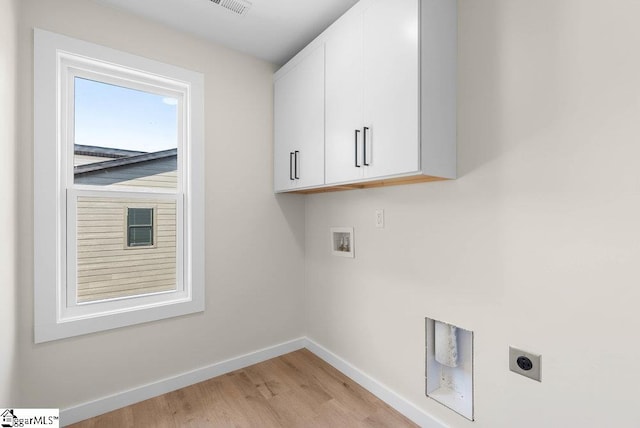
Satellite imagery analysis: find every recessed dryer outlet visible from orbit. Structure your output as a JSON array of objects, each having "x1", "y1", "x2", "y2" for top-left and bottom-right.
[{"x1": 509, "y1": 346, "x2": 541, "y2": 382}]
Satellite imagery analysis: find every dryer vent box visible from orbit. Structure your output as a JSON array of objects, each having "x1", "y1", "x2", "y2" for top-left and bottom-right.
[{"x1": 425, "y1": 317, "x2": 474, "y2": 420}]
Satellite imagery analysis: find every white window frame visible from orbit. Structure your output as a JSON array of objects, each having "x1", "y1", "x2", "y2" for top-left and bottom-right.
[{"x1": 34, "y1": 29, "x2": 205, "y2": 343}]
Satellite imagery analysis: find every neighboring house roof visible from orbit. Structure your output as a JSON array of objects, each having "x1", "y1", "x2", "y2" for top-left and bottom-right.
[
  {"x1": 74, "y1": 148, "x2": 177, "y2": 177},
  {"x1": 74, "y1": 144, "x2": 146, "y2": 159}
]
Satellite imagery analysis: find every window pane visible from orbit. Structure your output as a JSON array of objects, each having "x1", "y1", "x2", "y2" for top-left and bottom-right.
[
  {"x1": 129, "y1": 227, "x2": 153, "y2": 247},
  {"x1": 74, "y1": 77, "x2": 178, "y2": 189},
  {"x1": 76, "y1": 196, "x2": 176, "y2": 303},
  {"x1": 128, "y1": 207, "x2": 153, "y2": 226}
]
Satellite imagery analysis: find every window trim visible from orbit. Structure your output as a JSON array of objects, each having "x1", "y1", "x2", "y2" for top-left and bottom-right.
[{"x1": 34, "y1": 29, "x2": 205, "y2": 343}]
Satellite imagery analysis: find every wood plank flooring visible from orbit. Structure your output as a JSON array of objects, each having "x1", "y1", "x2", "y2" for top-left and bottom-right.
[{"x1": 69, "y1": 349, "x2": 417, "y2": 428}]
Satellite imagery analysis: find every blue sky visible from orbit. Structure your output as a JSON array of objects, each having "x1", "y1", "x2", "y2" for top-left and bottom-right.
[{"x1": 74, "y1": 77, "x2": 178, "y2": 153}]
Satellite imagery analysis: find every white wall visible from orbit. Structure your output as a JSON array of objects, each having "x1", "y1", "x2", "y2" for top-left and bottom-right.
[
  {"x1": 305, "y1": 1, "x2": 640, "y2": 427},
  {"x1": 0, "y1": 0, "x2": 19, "y2": 406},
  {"x1": 16, "y1": 0, "x2": 305, "y2": 409},
  {"x1": 14, "y1": 0, "x2": 640, "y2": 425}
]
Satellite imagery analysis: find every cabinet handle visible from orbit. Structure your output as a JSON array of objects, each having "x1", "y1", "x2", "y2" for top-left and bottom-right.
[
  {"x1": 363, "y1": 127, "x2": 370, "y2": 166},
  {"x1": 294, "y1": 150, "x2": 300, "y2": 179},
  {"x1": 355, "y1": 129, "x2": 361, "y2": 168},
  {"x1": 290, "y1": 152, "x2": 294, "y2": 180}
]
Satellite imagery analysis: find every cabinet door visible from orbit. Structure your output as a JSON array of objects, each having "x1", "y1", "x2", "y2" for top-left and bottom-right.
[
  {"x1": 362, "y1": 0, "x2": 420, "y2": 178},
  {"x1": 325, "y1": 12, "x2": 365, "y2": 185},
  {"x1": 274, "y1": 45, "x2": 325, "y2": 191}
]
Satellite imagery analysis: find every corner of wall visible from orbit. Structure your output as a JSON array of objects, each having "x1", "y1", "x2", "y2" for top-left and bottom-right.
[{"x1": 0, "y1": 0, "x2": 20, "y2": 406}]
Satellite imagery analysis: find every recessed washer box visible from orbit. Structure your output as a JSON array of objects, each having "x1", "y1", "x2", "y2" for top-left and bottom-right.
[{"x1": 330, "y1": 227, "x2": 354, "y2": 258}]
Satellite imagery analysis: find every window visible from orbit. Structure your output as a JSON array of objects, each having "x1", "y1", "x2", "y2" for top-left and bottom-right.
[
  {"x1": 127, "y1": 208, "x2": 155, "y2": 248},
  {"x1": 34, "y1": 29, "x2": 205, "y2": 343}
]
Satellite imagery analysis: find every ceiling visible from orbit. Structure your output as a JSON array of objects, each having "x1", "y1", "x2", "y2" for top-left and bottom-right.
[{"x1": 94, "y1": 0, "x2": 359, "y2": 66}]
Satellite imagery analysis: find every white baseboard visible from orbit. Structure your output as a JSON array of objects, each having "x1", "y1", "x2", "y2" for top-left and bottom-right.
[
  {"x1": 60, "y1": 337, "x2": 306, "y2": 426},
  {"x1": 304, "y1": 338, "x2": 447, "y2": 428},
  {"x1": 61, "y1": 337, "x2": 445, "y2": 428}
]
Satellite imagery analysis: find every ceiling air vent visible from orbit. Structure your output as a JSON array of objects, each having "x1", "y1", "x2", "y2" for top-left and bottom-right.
[{"x1": 209, "y1": 0, "x2": 252, "y2": 16}]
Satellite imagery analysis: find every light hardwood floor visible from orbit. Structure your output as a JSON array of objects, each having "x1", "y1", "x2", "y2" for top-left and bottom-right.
[{"x1": 69, "y1": 349, "x2": 418, "y2": 427}]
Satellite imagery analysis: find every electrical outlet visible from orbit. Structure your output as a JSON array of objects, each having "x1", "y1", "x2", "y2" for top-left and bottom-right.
[
  {"x1": 509, "y1": 347, "x2": 541, "y2": 382},
  {"x1": 375, "y1": 209, "x2": 384, "y2": 228}
]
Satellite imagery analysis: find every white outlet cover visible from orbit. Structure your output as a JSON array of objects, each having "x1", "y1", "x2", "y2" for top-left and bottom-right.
[{"x1": 375, "y1": 209, "x2": 384, "y2": 228}]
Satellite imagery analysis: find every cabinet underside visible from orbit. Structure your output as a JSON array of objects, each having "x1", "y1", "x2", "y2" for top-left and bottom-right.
[{"x1": 289, "y1": 174, "x2": 449, "y2": 194}]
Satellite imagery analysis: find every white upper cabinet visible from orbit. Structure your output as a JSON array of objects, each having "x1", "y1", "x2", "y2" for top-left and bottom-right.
[
  {"x1": 274, "y1": 45, "x2": 325, "y2": 192},
  {"x1": 274, "y1": 0, "x2": 457, "y2": 193},
  {"x1": 362, "y1": 0, "x2": 420, "y2": 179},
  {"x1": 325, "y1": 10, "x2": 365, "y2": 184},
  {"x1": 326, "y1": 0, "x2": 420, "y2": 185}
]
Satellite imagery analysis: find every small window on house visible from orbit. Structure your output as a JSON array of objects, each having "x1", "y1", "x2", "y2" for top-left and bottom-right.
[{"x1": 127, "y1": 208, "x2": 154, "y2": 247}]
